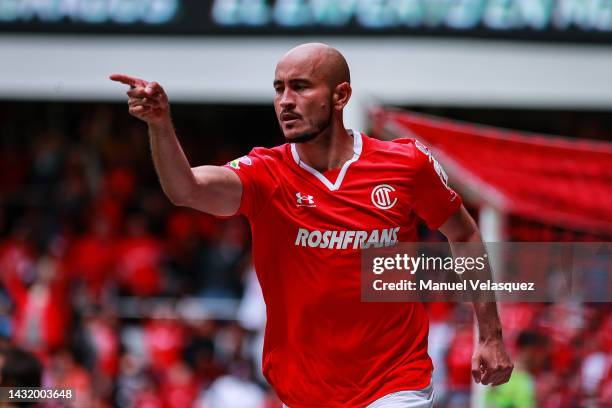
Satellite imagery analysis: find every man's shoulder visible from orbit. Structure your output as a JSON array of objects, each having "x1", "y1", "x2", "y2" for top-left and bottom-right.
[
  {"x1": 226, "y1": 144, "x2": 286, "y2": 173},
  {"x1": 363, "y1": 134, "x2": 426, "y2": 164},
  {"x1": 247, "y1": 144, "x2": 287, "y2": 162}
]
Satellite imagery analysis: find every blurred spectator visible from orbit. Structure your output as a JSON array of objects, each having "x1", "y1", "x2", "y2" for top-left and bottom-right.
[
  {"x1": 2, "y1": 249, "x2": 70, "y2": 357},
  {"x1": 45, "y1": 348, "x2": 93, "y2": 407},
  {"x1": 0, "y1": 346, "x2": 42, "y2": 408},
  {"x1": 198, "y1": 218, "x2": 249, "y2": 299},
  {"x1": 115, "y1": 214, "x2": 163, "y2": 297},
  {"x1": 80, "y1": 306, "x2": 120, "y2": 402},
  {"x1": 160, "y1": 360, "x2": 200, "y2": 408},
  {"x1": 66, "y1": 217, "x2": 116, "y2": 300},
  {"x1": 444, "y1": 315, "x2": 473, "y2": 408},
  {"x1": 237, "y1": 266, "x2": 267, "y2": 384},
  {"x1": 165, "y1": 210, "x2": 212, "y2": 295},
  {"x1": 486, "y1": 330, "x2": 546, "y2": 408},
  {"x1": 183, "y1": 320, "x2": 225, "y2": 387},
  {"x1": 197, "y1": 359, "x2": 265, "y2": 408},
  {"x1": 143, "y1": 306, "x2": 185, "y2": 375},
  {"x1": 0, "y1": 345, "x2": 42, "y2": 386},
  {"x1": 115, "y1": 352, "x2": 155, "y2": 408},
  {"x1": 426, "y1": 302, "x2": 455, "y2": 404}
]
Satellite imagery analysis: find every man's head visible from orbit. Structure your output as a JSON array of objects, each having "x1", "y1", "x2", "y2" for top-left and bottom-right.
[
  {"x1": 516, "y1": 330, "x2": 548, "y2": 373},
  {"x1": 274, "y1": 43, "x2": 352, "y2": 143}
]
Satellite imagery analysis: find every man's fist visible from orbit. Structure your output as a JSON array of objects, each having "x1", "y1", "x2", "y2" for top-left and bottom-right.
[
  {"x1": 472, "y1": 336, "x2": 514, "y2": 386},
  {"x1": 110, "y1": 74, "x2": 170, "y2": 126}
]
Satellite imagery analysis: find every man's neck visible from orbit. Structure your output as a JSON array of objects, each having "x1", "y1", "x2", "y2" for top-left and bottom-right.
[{"x1": 295, "y1": 124, "x2": 354, "y2": 172}]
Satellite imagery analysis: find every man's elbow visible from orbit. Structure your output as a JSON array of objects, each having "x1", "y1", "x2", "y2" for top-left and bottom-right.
[
  {"x1": 440, "y1": 207, "x2": 481, "y2": 242},
  {"x1": 167, "y1": 193, "x2": 187, "y2": 207},
  {"x1": 163, "y1": 171, "x2": 206, "y2": 207},
  {"x1": 163, "y1": 184, "x2": 198, "y2": 208},
  {"x1": 453, "y1": 227, "x2": 481, "y2": 243},
  {"x1": 448, "y1": 219, "x2": 481, "y2": 242}
]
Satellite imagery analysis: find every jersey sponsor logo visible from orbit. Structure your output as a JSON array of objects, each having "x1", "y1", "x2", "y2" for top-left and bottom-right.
[
  {"x1": 228, "y1": 155, "x2": 252, "y2": 169},
  {"x1": 295, "y1": 227, "x2": 400, "y2": 250},
  {"x1": 371, "y1": 184, "x2": 397, "y2": 210},
  {"x1": 296, "y1": 192, "x2": 316, "y2": 207}
]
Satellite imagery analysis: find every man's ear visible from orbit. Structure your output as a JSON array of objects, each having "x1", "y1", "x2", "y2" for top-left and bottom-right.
[{"x1": 333, "y1": 82, "x2": 352, "y2": 110}]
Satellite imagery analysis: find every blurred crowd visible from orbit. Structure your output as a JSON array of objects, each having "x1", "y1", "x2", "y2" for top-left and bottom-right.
[
  {"x1": 0, "y1": 103, "x2": 279, "y2": 407},
  {"x1": 426, "y1": 301, "x2": 612, "y2": 408},
  {"x1": 0, "y1": 103, "x2": 610, "y2": 407}
]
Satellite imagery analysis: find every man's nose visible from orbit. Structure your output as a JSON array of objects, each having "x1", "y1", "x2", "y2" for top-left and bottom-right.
[{"x1": 279, "y1": 89, "x2": 296, "y2": 109}]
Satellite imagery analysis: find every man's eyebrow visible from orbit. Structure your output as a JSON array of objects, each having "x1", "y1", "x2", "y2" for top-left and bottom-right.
[
  {"x1": 273, "y1": 78, "x2": 312, "y2": 86},
  {"x1": 289, "y1": 78, "x2": 311, "y2": 85}
]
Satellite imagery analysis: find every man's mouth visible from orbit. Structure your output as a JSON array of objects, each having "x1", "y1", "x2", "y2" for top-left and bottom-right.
[{"x1": 281, "y1": 112, "x2": 301, "y2": 123}]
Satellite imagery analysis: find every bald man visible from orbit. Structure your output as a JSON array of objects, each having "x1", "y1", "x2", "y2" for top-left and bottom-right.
[{"x1": 111, "y1": 43, "x2": 512, "y2": 407}]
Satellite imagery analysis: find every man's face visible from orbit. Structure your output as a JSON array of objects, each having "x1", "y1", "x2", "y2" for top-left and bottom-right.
[{"x1": 273, "y1": 55, "x2": 333, "y2": 143}]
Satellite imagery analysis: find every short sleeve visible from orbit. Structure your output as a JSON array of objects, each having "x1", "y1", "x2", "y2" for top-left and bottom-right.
[
  {"x1": 224, "y1": 148, "x2": 278, "y2": 219},
  {"x1": 411, "y1": 140, "x2": 462, "y2": 230}
]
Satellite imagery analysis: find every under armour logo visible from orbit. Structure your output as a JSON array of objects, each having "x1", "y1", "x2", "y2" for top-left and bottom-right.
[{"x1": 296, "y1": 192, "x2": 316, "y2": 207}]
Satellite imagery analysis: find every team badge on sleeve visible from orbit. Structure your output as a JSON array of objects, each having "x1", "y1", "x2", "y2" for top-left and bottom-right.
[{"x1": 228, "y1": 155, "x2": 252, "y2": 169}]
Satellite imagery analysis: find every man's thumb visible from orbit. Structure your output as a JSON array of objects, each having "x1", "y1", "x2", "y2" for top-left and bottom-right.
[{"x1": 471, "y1": 355, "x2": 483, "y2": 384}]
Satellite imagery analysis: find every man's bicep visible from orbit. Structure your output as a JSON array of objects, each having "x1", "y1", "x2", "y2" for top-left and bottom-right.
[{"x1": 188, "y1": 165, "x2": 243, "y2": 216}]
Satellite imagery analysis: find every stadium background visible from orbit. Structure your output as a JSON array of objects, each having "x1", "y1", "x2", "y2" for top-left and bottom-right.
[{"x1": 1, "y1": 1, "x2": 611, "y2": 407}]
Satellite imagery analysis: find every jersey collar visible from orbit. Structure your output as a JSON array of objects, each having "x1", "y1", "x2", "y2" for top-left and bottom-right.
[{"x1": 290, "y1": 130, "x2": 363, "y2": 192}]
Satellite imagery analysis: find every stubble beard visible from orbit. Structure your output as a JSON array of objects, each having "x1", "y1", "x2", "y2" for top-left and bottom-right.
[{"x1": 282, "y1": 100, "x2": 334, "y2": 144}]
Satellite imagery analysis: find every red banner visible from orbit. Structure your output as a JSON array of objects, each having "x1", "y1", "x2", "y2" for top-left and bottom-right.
[{"x1": 370, "y1": 108, "x2": 612, "y2": 237}]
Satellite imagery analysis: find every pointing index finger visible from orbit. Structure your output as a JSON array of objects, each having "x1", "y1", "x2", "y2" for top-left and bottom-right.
[{"x1": 109, "y1": 74, "x2": 147, "y2": 88}]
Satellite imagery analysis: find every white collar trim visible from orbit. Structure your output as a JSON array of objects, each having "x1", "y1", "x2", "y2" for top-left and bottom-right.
[{"x1": 290, "y1": 131, "x2": 363, "y2": 192}]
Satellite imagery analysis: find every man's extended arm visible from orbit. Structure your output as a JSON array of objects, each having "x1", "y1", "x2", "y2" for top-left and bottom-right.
[
  {"x1": 110, "y1": 74, "x2": 242, "y2": 216},
  {"x1": 439, "y1": 206, "x2": 514, "y2": 387}
]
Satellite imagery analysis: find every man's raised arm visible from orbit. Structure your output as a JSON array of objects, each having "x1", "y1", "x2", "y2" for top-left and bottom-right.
[{"x1": 109, "y1": 74, "x2": 242, "y2": 216}]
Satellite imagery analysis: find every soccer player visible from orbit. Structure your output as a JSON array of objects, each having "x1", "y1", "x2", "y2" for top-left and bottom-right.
[{"x1": 110, "y1": 43, "x2": 513, "y2": 407}]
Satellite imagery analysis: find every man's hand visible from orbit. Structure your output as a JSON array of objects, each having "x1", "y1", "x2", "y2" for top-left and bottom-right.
[
  {"x1": 109, "y1": 73, "x2": 242, "y2": 216},
  {"x1": 109, "y1": 74, "x2": 170, "y2": 126},
  {"x1": 471, "y1": 336, "x2": 514, "y2": 386}
]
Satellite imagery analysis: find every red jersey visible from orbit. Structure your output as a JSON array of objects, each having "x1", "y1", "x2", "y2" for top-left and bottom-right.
[{"x1": 225, "y1": 132, "x2": 461, "y2": 407}]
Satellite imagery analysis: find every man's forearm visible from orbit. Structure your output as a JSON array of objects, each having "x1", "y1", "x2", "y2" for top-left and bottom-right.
[
  {"x1": 148, "y1": 119, "x2": 197, "y2": 205},
  {"x1": 111, "y1": 75, "x2": 242, "y2": 214},
  {"x1": 448, "y1": 230, "x2": 503, "y2": 340},
  {"x1": 441, "y1": 207, "x2": 513, "y2": 385},
  {"x1": 473, "y1": 302, "x2": 503, "y2": 340},
  {"x1": 467, "y1": 237, "x2": 503, "y2": 341}
]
